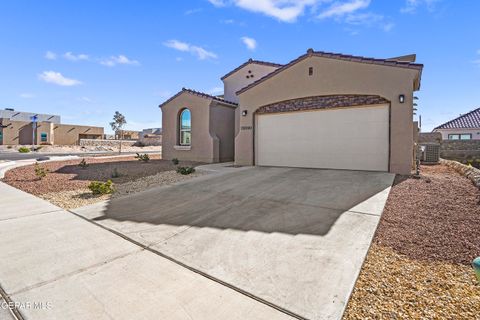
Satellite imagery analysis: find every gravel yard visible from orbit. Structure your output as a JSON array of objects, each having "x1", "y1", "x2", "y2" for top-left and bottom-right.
[
  {"x1": 344, "y1": 165, "x2": 480, "y2": 319},
  {"x1": 2, "y1": 156, "x2": 203, "y2": 209}
]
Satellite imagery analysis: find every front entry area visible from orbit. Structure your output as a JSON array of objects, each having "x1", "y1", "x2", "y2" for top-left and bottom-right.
[{"x1": 255, "y1": 104, "x2": 390, "y2": 171}]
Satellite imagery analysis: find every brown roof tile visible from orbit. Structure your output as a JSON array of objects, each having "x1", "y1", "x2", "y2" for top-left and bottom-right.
[
  {"x1": 255, "y1": 95, "x2": 390, "y2": 114},
  {"x1": 237, "y1": 49, "x2": 424, "y2": 95},
  {"x1": 158, "y1": 88, "x2": 238, "y2": 108},
  {"x1": 434, "y1": 107, "x2": 480, "y2": 130},
  {"x1": 220, "y1": 58, "x2": 283, "y2": 80}
]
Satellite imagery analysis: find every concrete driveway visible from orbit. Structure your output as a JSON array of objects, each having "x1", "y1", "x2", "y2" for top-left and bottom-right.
[{"x1": 74, "y1": 167, "x2": 394, "y2": 320}]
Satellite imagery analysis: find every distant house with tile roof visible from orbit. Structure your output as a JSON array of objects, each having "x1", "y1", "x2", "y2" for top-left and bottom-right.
[{"x1": 433, "y1": 107, "x2": 480, "y2": 140}]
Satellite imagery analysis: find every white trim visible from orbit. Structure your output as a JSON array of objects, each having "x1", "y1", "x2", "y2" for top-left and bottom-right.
[{"x1": 174, "y1": 145, "x2": 191, "y2": 151}]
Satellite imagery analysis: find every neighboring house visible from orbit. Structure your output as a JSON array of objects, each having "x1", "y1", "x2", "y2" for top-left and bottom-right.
[
  {"x1": 0, "y1": 108, "x2": 103, "y2": 145},
  {"x1": 433, "y1": 107, "x2": 480, "y2": 140},
  {"x1": 160, "y1": 49, "x2": 423, "y2": 175},
  {"x1": 115, "y1": 130, "x2": 141, "y2": 140}
]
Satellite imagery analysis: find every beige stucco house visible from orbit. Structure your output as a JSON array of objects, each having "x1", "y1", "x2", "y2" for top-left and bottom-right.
[
  {"x1": 433, "y1": 107, "x2": 480, "y2": 140},
  {"x1": 160, "y1": 49, "x2": 423, "y2": 175}
]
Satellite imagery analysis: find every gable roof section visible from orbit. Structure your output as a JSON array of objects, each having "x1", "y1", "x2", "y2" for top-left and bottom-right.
[
  {"x1": 434, "y1": 107, "x2": 480, "y2": 130},
  {"x1": 237, "y1": 49, "x2": 424, "y2": 95},
  {"x1": 158, "y1": 88, "x2": 238, "y2": 108},
  {"x1": 221, "y1": 58, "x2": 283, "y2": 81},
  {"x1": 256, "y1": 95, "x2": 390, "y2": 114}
]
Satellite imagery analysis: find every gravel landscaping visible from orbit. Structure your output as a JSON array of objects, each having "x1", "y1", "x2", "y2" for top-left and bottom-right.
[
  {"x1": 2, "y1": 156, "x2": 203, "y2": 209},
  {"x1": 344, "y1": 164, "x2": 480, "y2": 319}
]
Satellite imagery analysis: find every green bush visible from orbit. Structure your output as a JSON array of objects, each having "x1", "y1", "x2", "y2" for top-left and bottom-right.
[
  {"x1": 78, "y1": 158, "x2": 89, "y2": 169},
  {"x1": 177, "y1": 166, "x2": 195, "y2": 175},
  {"x1": 18, "y1": 147, "x2": 30, "y2": 153},
  {"x1": 88, "y1": 180, "x2": 114, "y2": 195},
  {"x1": 34, "y1": 163, "x2": 48, "y2": 179},
  {"x1": 172, "y1": 158, "x2": 179, "y2": 165},
  {"x1": 135, "y1": 153, "x2": 150, "y2": 162}
]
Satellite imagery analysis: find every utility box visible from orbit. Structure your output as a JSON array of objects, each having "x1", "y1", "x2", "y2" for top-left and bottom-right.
[{"x1": 420, "y1": 143, "x2": 440, "y2": 164}]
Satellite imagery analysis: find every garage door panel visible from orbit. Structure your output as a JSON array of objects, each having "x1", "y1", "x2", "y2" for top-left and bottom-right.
[{"x1": 256, "y1": 105, "x2": 389, "y2": 171}]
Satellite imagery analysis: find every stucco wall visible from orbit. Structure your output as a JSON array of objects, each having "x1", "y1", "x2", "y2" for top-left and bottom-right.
[
  {"x1": 0, "y1": 119, "x2": 102, "y2": 145},
  {"x1": 161, "y1": 93, "x2": 237, "y2": 163},
  {"x1": 235, "y1": 55, "x2": 419, "y2": 175},
  {"x1": 434, "y1": 128, "x2": 480, "y2": 140},
  {"x1": 210, "y1": 103, "x2": 236, "y2": 162},
  {"x1": 223, "y1": 63, "x2": 280, "y2": 103},
  {"x1": 53, "y1": 124, "x2": 103, "y2": 145},
  {"x1": 161, "y1": 93, "x2": 216, "y2": 162}
]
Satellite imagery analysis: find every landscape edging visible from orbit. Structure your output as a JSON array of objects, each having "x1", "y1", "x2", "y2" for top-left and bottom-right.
[{"x1": 440, "y1": 158, "x2": 480, "y2": 188}]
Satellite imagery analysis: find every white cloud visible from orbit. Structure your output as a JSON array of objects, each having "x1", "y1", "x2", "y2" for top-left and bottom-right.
[
  {"x1": 401, "y1": 0, "x2": 441, "y2": 14},
  {"x1": 208, "y1": 0, "x2": 226, "y2": 7},
  {"x1": 208, "y1": 87, "x2": 224, "y2": 95},
  {"x1": 163, "y1": 40, "x2": 218, "y2": 60},
  {"x1": 233, "y1": 0, "x2": 317, "y2": 22},
  {"x1": 473, "y1": 50, "x2": 480, "y2": 66},
  {"x1": 19, "y1": 93, "x2": 35, "y2": 99},
  {"x1": 45, "y1": 51, "x2": 57, "y2": 60},
  {"x1": 100, "y1": 55, "x2": 140, "y2": 67},
  {"x1": 241, "y1": 36, "x2": 257, "y2": 50},
  {"x1": 79, "y1": 96, "x2": 92, "y2": 102},
  {"x1": 64, "y1": 52, "x2": 89, "y2": 61},
  {"x1": 38, "y1": 71, "x2": 82, "y2": 86},
  {"x1": 318, "y1": 0, "x2": 370, "y2": 19}
]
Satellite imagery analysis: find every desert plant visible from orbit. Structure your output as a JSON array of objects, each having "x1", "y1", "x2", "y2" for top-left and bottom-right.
[
  {"x1": 110, "y1": 111, "x2": 127, "y2": 154},
  {"x1": 176, "y1": 166, "x2": 195, "y2": 175},
  {"x1": 172, "y1": 158, "x2": 179, "y2": 165},
  {"x1": 135, "y1": 153, "x2": 150, "y2": 162},
  {"x1": 111, "y1": 168, "x2": 121, "y2": 178},
  {"x1": 18, "y1": 146, "x2": 30, "y2": 153},
  {"x1": 134, "y1": 141, "x2": 146, "y2": 147},
  {"x1": 88, "y1": 180, "x2": 114, "y2": 195},
  {"x1": 34, "y1": 163, "x2": 48, "y2": 179},
  {"x1": 7, "y1": 145, "x2": 12, "y2": 149},
  {"x1": 78, "y1": 158, "x2": 89, "y2": 169}
]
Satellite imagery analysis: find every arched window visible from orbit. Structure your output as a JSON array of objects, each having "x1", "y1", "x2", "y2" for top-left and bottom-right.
[{"x1": 179, "y1": 109, "x2": 191, "y2": 146}]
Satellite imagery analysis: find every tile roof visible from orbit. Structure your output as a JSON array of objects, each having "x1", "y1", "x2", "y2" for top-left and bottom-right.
[
  {"x1": 158, "y1": 88, "x2": 238, "y2": 108},
  {"x1": 220, "y1": 58, "x2": 283, "y2": 80},
  {"x1": 256, "y1": 95, "x2": 390, "y2": 114},
  {"x1": 434, "y1": 107, "x2": 480, "y2": 130},
  {"x1": 237, "y1": 49, "x2": 424, "y2": 95}
]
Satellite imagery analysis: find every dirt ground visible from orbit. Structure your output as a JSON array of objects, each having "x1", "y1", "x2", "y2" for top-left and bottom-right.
[
  {"x1": 0, "y1": 144, "x2": 161, "y2": 153},
  {"x1": 2, "y1": 155, "x2": 201, "y2": 196},
  {"x1": 343, "y1": 165, "x2": 480, "y2": 319}
]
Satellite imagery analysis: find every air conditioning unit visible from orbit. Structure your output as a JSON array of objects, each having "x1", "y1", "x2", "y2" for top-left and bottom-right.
[{"x1": 420, "y1": 143, "x2": 440, "y2": 164}]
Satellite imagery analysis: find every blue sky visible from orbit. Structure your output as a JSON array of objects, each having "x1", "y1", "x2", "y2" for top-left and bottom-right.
[{"x1": 0, "y1": 0, "x2": 479, "y2": 132}]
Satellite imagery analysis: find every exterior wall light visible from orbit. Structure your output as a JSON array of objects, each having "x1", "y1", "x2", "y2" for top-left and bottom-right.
[
  {"x1": 399, "y1": 94, "x2": 405, "y2": 103},
  {"x1": 242, "y1": 110, "x2": 248, "y2": 116}
]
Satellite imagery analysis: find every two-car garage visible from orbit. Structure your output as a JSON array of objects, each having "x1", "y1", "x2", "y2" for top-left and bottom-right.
[{"x1": 255, "y1": 96, "x2": 390, "y2": 172}]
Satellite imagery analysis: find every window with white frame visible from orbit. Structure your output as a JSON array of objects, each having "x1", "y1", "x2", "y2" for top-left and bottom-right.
[
  {"x1": 448, "y1": 133, "x2": 472, "y2": 140},
  {"x1": 179, "y1": 108, "x2": 191, "y2": 146}
]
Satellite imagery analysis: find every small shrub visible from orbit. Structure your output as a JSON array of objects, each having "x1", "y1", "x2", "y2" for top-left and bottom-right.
[
  {"x1": 134, "y1": 141, "x2": 146, "y2": 147},
  {"x1": 34, "y1": 163, "x2": 48, "y2": 179},
  {"x1": 78, "y1": 158, "x2": 89, "y2": 169},
  {"x1": 88, "y1": 180, "x2": 114, "y2": 195},
  {"x1": 135, "y1": 153, "x2": 150, "y2": 162},
  {"x1": 177, "y1": 166, "x2": 195, "y2": 175},
  {"x1": 18, "y1": 147, "x2": 30, "y2": 153},
  {"x1": 172, "y1": 158, "x2": 179, "y2": 165},
  {"x1": 111, "y1": 168, "x2": 121, "y2": 178},
  {"x1": 7, "y1": 145, "x2": 12, "y2": 149},
  {"x1": 34, "y1": 146, "x2": 43, "y2": 151}
]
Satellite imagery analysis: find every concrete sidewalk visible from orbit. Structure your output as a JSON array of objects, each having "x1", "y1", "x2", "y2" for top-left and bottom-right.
[{"x1": 0, "y1": 182, "x2": 293, "y2": 320}]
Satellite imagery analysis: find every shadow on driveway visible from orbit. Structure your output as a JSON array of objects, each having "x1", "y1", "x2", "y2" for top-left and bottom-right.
[{"x1": 93, "y1": 167, "x2": 393, "y2": 236}]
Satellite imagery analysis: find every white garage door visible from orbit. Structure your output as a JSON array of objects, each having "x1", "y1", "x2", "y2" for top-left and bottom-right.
[{"x1": 256, "y1": 105, "x2": 389, "y2": 171}]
